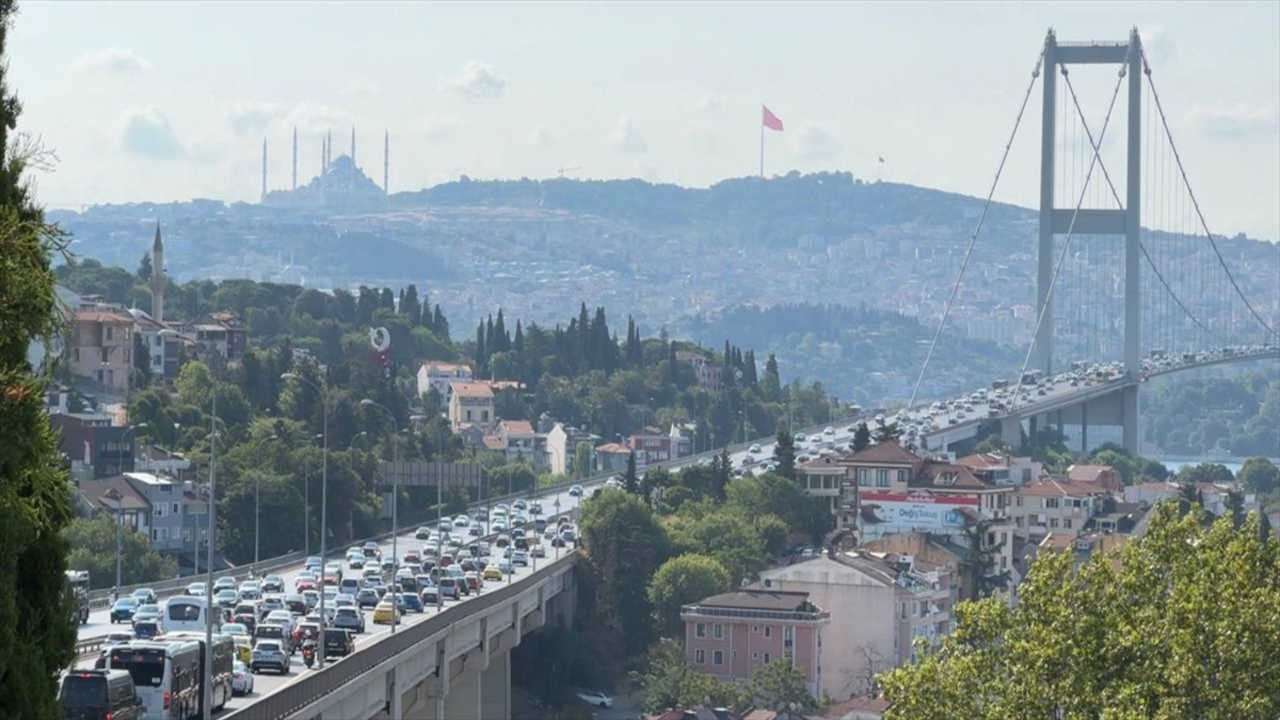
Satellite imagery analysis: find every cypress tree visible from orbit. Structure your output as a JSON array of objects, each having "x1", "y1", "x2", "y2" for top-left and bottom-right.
[
  {"x1": 379, "y1": 286, "x2": 395, "y2": 310},
  {"x1": 0, "y1": 3, "x2": 79, "y2": 710},
  {"x1": 493, "y1": 309, "x2": 508, "y2": 353},
  {"x1": 513, "y1": 320, "x2": 524, "y2": 353}
]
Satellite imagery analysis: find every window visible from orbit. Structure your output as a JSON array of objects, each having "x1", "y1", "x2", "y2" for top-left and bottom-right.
[
  {"x1": 100, "y1": 348, "x2": 109, "y2": 362},
  {"x1": 919, "y1": 600, "x2": 928, "y2": 617},
  {"x1": 764, "y1": 626, "x2": 771, "y2": 638},
  {"x1": 858, "y1": 468, "x2": 870, "y2": 487},
  {"x1": 172, "y1": 503, "x2": 179, "y2": 514},
  {"x1": 752, "y1": 625, "x2": 760, "y2": 634},
  {"x1": 713, "y1": 650, "x2": 723, "y2": 665},
  {"x1": 897, "y1": 469, "x2": 907, "y2": 484},
  {"x1": 763, "y1": 653, "x2": 771, "y2": 664},
  {"x1": 154, "y1": 505, "x2": 163, "y2": 518},
  {"x1": 1063, "y1": 519, "x2": 1072, "y2": 529},
  {"x1": 482, "y1": 410, "x2": 489, "y2": 422},
  {"x1": 465, "y1": 410, "x2": 472, "y2": 421},
  {"x1": 695, "y1": 623, "x2": 705, "y2": 638},
  {"x1": 695, "y1": 649, "x2": 705, "y2": 664},
  {"x1": 752, "y1": 651, "x2": 759, "y2": 660},
  {"x1": 823, "y1": 477, "x2": 834, "y2": 489},
  {"x1": 105, "y1": 326, "x2": 113, "y2": 341},
  {"x1": 1050, "y1": 518, "x2": 1059, "y2": 528},
  {"x1": 713, "y1": 623, "x2": 723, "y2": 639},
  {"x1": 1045, "y1": 498, "x2": 1059, "y2": 509},
  {"x1": 1016, "y1": 495, "x2": 1023, "y2": 507},
  {"x1": 876, "y1": 469, "x2": 890, "y2": 487},
  {"x1": 783, "y1": 626, "x2": 794, "y2": 648},
  {"x1": 73, "y1": 348, "x2": 80, "y2": 362}
]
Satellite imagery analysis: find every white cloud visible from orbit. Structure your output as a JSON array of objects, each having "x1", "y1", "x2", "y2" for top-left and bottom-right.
[
  {"x1": 1188, "y1": 104, "x2": 1278, "y2": 140},
  {"x1": 423, "y1": 115, "x2": 462, "y2": 139},
  {"x1": 121, "y1": 108, "x2": 182, "y2": 158},
  {"x1": 226, "y1": 101, "x2": 353, "y2": 137},
  {"x1": 441, "y1": 61, "x2": 507, "y2": 99},
  {"x1": 228, "y1": 101, "x2": 285, "y2": 136},
  {"x1": 72, "y1": 48, "x2": 151, "y2": 75},
  {"x1": 609, "y1": 115, "x2": 647, "y2": 154},
  {"x1": 528, "y1": 125, "x2": 553, "y2": 147},
  {"x1": 792, "y1": 124, "x2": 843, "y2": 161}
]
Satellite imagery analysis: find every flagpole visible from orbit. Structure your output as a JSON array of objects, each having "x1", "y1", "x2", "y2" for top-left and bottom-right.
[{"x1": 759, "y1": 114, "x2": 764, "y2": 178}]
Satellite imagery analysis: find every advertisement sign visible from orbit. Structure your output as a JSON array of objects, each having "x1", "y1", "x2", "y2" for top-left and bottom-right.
[{"x1": 859, "y1": 491, "x2": 977, "y2": 539}]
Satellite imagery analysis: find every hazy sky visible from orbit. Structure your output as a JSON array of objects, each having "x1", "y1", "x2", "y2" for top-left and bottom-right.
[{"x1": 10, "y1": 1, "x2": 1279, "y2": 239}]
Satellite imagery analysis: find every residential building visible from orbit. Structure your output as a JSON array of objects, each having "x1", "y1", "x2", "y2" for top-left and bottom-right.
[
  {"x1": 482, "y1": 419, "x2": 546, "y2": 468},
  {"x1": 128, "y1": 308, "x2": 182, "y2": 380},
  {"x1": 627, "y1": 426, "x2": 681, "y2": 469},
  {"x1": 797, "y1": 455, "x2": 857, "y2": 531},
  {"x1": 676, "y1": 350, "x2": 723, "y2": 390},
  {"x1": 1011, "y1": 477, "x2": 1108, "y2": 539},
  {"x1": 447, "y1": 381, "x2": 495, "y2": 429},
  {"x1": 953, "y1": 452, "x2": 1042, "y2": 486},
  {"x1": 123, "y1": 472, "x2": 185, "y2": 553},
  {"x1": 43, "y1": 384, "x2": 73, "y2": 415},
  {"x1": 181, "y1": 480, "x2": 209, "y2": 572},
  {"x1": 78, "y1": 476, "x2": 151, "y2": 538},
  {"x1": 682, "y1": 589, "x2": 829, "y2": 698},
  {"x1": 1066, "y1": 464, "x2": 1124, "y2": 494},
  {"x1": 69, "y1": 307, "x2": 134, "y2": 391},
  {"x1": 50, "y1": 412, "x2": 135, "y2": 479},
  {"x1": 1038, "y1": 530, "x2": 1130, "y2": 568},
  {"x1": 545, "y1": 422, "x2": 599, "y2": 477},
  {"x1": 416, "y1": 361, "x2": 473, "y2": 402},
  {"x1": 808, "y1": 697, "x2": 889, "y2": 720},
  {"x1": 188, "y1": 311, "x2": 247, "y2": 361},
  {"x1": 595, "y1": 442, "x2": 631, "y2": 473},
  {"x1": 1123, "y1": 480, "x2": 1242, "y2": 518},
  {"x1": 134, "y1": 444, "x2": 193, "y2": 480},
  {"x1": 759, "y1": 541, "x2": 957, "y2": 699}
]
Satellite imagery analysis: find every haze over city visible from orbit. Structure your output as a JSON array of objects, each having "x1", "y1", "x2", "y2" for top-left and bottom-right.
[{"x1": 11, "y1": 1, "x2": 1280, "y2": 239}]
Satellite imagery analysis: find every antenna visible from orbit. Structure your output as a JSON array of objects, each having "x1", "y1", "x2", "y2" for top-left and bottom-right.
[
  {"x1": 292, "y1": 127, "x2": 297, "y2": 190},
  {"x1": 383, "y1": 129, "x2": 389, "y2": 195}
]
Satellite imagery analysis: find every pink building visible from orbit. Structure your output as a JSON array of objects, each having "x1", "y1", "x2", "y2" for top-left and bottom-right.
[{"x1": 681, "y1": 589, "x2": 829, "y2": 697}]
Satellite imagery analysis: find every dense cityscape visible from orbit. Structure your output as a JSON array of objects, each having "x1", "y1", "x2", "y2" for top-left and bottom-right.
[{"x1": 1, "y1": 4, "x2": 1278, "y2": 720}]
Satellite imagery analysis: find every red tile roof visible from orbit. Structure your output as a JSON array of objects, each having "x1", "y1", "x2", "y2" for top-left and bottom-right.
[
  {"x1": 449, "y1": 381, "x2": 494, "y2": 398},
  {"x1": 847, "y1": 442, "x2": 920, "y2": 465},
  {"x1": 1038, "y1": 531, "x2": 1077, "y2": 551},
  {"x1": 911, "y1": 462, "x2": 990, "y2": 490},
  {"x1": 1018, "y1": 478, "x2": 1107, "y2": 498},
  {"x1": 596, "y1": 442, "x2": 630, "y2": 454},
  {"x1": 499, "y1": 420, "x2": 534, "y2": 435}
]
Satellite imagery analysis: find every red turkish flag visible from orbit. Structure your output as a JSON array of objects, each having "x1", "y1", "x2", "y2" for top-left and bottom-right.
[{"x1": 762, "y1": 105, "x2": 784, "y2": 131}]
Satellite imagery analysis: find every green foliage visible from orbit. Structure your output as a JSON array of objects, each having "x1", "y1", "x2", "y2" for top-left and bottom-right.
[
  {"x1": 1176, "y1": 462, "x2": 1236, "y2": 487},
  {"x1": 880, "y1": 504, "x2": 1280, "y2": 719},
  {"x1": 1240, "y1": 457, "x2": 1280, "y2": 495},
  {"x1": 633, "y1": 638, "x2": 750, "y2": 713},
  {"x1": 774, "y1": 428, "x2": 796, "y2": 480},
  {"x1": 64, "y1": 515, "x2": 178, "y2": 589},
  {"x1": 1142, "y1": 370, "x2": 1278, "y2": 456},
  {"x1": 579, "y1": 489, "x2": 670, "y2": 657},
  {"x1": 668, "y1": 508, "x2": 766, "y2": 585},
  {"x1": 647, "y1": 553, "x2": 730, "y2": 638},
  {"x1": 751, "y1": 659, "x2": 818, "y2": 716}
]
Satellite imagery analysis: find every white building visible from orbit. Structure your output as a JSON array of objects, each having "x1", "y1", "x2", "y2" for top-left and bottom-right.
[{"x1": 417, "y1": 362, "x2": 473, "y2": 402}]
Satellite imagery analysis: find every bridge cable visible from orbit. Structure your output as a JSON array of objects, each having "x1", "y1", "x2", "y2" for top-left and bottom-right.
[
  {"x1": 907, "y1": 49, "x2": 1045, "y2": 409},
  {"x1": 1144, "y1": 52, "x2": 1276, "y2": 336},
  {"x1": 1058, "y1": 69, "x2": 1219, "y2": 342},
  {"x1": 1010, "y1": 63, "x2": 1125, "y2": 414}
]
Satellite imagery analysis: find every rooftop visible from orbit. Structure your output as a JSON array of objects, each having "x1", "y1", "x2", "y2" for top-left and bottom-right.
[
  {"x1": 449, "y1": 381, "x2": 494, "y2": 399},
  {"x1": 123, "y1": 471, "x2": 176, "y2": 487},
  {"x1": 498, "y1": 419, "x2": 534, "y2": 435},
  {"x1": 79, "y1": 476, "x2": 150, "y2": 512},
  {"x1": 1017, "y1": 477, "x2": 1107, "y2": 498},
  {"x1": 848, "y1": 441, "x2": 920, "y2": 466},
  {"x1": 694, "y1": 589, "x2": 816, "y2": 612},
  {"x1": 596, "y1": 442, "x2": 630, "y2": 454}
]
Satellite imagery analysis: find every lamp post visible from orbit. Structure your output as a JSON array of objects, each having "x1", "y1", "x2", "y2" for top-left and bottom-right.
[
  {"x1": 203, "y1": 387, "x2": 217, "y2": 720},
  {"x1": 283, "y1": 372, "x2": 328, "y2": 668},
  {"x1": 359, "y1": 398, "x2": 402, "y2": 633},
  {"x1": 105, "y1": 487, "x2": 124, "y2": 601}
]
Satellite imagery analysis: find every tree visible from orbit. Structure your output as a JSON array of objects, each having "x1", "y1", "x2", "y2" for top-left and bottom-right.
[
  {"x1": 0, "y1": 3, "x2": 80, "y2": 711},
  {"x1": 774, "y1": 429, "x2": 796, "y2": 480},
  {"x1": 572, "y1": 441, "x2": 593, "y2": 479},
  {"x1": 579, "y1": 490, "x2": 669, "y2": 656},
  {"x1": 647, "y1": 553, "x2": 730, "y2": 638},
  {"x1": 852, "y1": 421, "x2": 872, "y2": 452},
  {"x1": 751, "y1": 659, "x2": 817, "y2": 717},
  {"x1": 132, "y1": 332, "x2": 152, "y2": 388},
  {"x1": 880, "y1": 504, "x2": 1280, "y2": 720},
  {"x1": 640, "y1": 466, "x2": 669, "y2": 509},
  {"x1": 136, "y1": 251, "x2": 152, "y2": 282},
  {"x1": 623, "y1": 451, "x2": 639, "y2": 495},
  {"x1": 1176, "y1": 462, "x2": 1235, "y2": 488},
  {"x1": 1240, "y1": 457, "x2": 1280, "y2": 495},
  {"x1": 633, "y1": 638, "x2": 749, "y2": 713},
  {"x1": 64, "y1": 515, "x2": 178, "y2": 590},
  {"x1": 872, "y1": 418, "x2": 901, "y2": 443}
]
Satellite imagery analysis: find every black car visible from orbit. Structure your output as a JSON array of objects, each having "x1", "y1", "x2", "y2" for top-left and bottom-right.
[
  {"x1": 59, "y1": 669, "x2": 144, "y2": 720},
  {"x1": 109, "y1": 598, "x2": 138, "y2": 623},
  {"x1": 323, "y1": 628, "x2": 355, "y2": 657},
  {"x1": 355, "y1": 589, "x2": 380, "y2": 609}
]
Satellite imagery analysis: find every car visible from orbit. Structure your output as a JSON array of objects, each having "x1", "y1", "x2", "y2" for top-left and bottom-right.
[
  {"x1": 512, "y1": 551, "x2": 529, "y2": 567},
  {"x1": 262, "y1": 575, "x2": 285, "y2": 593},
  {"x1": 265, "y1": 609, "x2": 296, "y2": 638},
  {"x1": 334, "y1": 592, "x2": 357, "y2": 609},
  {"x1": 483, "y1": 564, "x2": 502, "y2": 581},
  {"x1": 305, "y1": 555, "x2": 323, "y2": 571},
  {"x1": 231, "y1": 660, "x2": 254, "y2": 695},
  {"x1": 260, "y1": 594, "x2": 285, "y2": 617},
  {"x1": 238, "y1": 581, "x2": 262, "y2": 601},
  {"x1": 749, "y1": 443, "x2": 762, "y2": 454},
  {"x1": 131, "y1": 603, "x2": 161, "y2": 623},
  {"x1": 463, "y1": 571, "x2": 482, "y2": 592},
  {"x1": 254, "y1": 622, "x2": 292, "y2": 655},
  {"x1": 498, "y1": 559, "x2": 514, "y2": 575},
  {"x1": 531, "y1": 544, "x2": 546, "y2": 558},
  {"x1": 185, "y1": 581, "x2": 207, "y2": 597},
  {"x1": 577, "y1": 689, "x2": 614, "y2": 708},
  {"x1": 356, "y1": 589, "x2": 380, "y2": 609},
  {"x1": 362, "y1": 541, "x2": 381, "y2": 559},
  {"x1": 333, "y1": 606, "x2": 365, "y2": 634},
  {"x1": 57, "y1": 668, "x2": 145, "y2": 720},
  {"x1": 110, "y1": 597, "x2": 138, "y2": 623},
  {"x1": 372, "y1": 599, "x2": 400, "y2": 624},
  {"x1": 568, "y1": 484, "x2": 583, "y2": 496},
  {"x1": 400, "y1": 592, "x2": 424, "y2": 613},
  {"x1": 380, "y1": 558, "x2": 396, "y2": 573},
  {"x1": 250, "y1": 640, "x2": 288, "y2": 674},
  {"x1": 233, "y1": 612, "x2": 258, "y2": 634},
  {"x1": 560, "y1": 528, "x2": 577, "y2": 543},
  {"x1": 823, "y1": 426, "x2": 835, "y2": 436},
  {"x1": 132, "y1": 619, "x2": 161, "y2": 640},
  {"x1": 213, "y1": 576, "x2": 236, "y2": 592},
  {"x1": 323, "y1": 628, "x2": 355, "y2": 657},
  {"x1": 415, "y1": 525, "x2": 431, "y2": 540},
  {"x1": 295, "y1": 620, "x2": 321, "y2": 645},
  {"x1": 131, "y1": 587, "x2": 158, "y2": 605},
  {"x1": 438, "y1": 577, "x2": 461, "y2": 600},
  {"x1": 347, "y1": 554, "x2": 365, "y2": 569},
  {"x1": 302, "y1": 589, "x2": 320, "y2": 611},
  {"x1": 284, "y1": 593, "x2": 307, "y2": 616},
  {"x1": 215, "y1": 589, "x2": 239, "y2": 609},
  {"x1": 420, "y1": 585, "x2": 440, "y2": 605},
  {"x1": 93, "y1": 631, "x2": 137, "y2": 668}
]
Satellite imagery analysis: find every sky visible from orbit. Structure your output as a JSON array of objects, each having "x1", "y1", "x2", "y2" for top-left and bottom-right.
[{"x1": 10, "y1": 1, "x2": 1280, "y2": 239}]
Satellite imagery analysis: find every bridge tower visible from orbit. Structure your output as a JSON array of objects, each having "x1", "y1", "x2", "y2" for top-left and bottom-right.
[{"x1": 1035, "y1": 29, "x2": 1143, "y2": 452}]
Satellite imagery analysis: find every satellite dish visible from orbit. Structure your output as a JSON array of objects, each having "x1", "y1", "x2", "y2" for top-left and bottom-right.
[{"x1": 369, "y1": 326, "x2": 391, "y2": 352}]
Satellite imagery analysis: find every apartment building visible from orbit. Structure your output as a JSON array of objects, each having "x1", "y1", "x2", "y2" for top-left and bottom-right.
[
  {"x1": 128, "y1": 308, "x2": 183, "y2": 380},
  {"x1": 545, "y1": 422, "x2": 599, "y2": 477},
  {"x1": 124, "y1": 472, "x2": 185, "y2": 553},
  {"x1": 675, "y1": 350, "x2": 723, "y2": 390},
  {"x1": 595, "y1": 442, "x2": 632, "y2": 472},
  {"x1": 78, "y1": 476, "x2": 151, "y2": 538},
  {"x1": 69, "y1": 308, "x2": 134, "y2": 391},
  {"x1": 447, "y1": 381, "x2": 495, "y2": 429},
  {"x1": 1011, "y1": 478, "x2": 1107, "y2": 538},
  {"x1": 416, "y1": 361, "x2": 473, "y2": 402},
  {"x1": 627, "y1": 425, "x2": 691, "y2": 469},
  {"x1": 481, "y1": 419, "x2": 547, "y2": 469},
  {"x1": 682, "y1": 589, "x2": 829, "y2": 698},
  {"x1": 50, "y1": 412, "x2": 136, "y2": 479},
  {"x1": 797, "y1": 455, "x2": 857, "y2": 530}
]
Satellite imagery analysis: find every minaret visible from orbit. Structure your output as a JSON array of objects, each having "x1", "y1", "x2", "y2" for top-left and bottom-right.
[
  {"x1": 261, "y1": 137, "x2": 267, "y2": 201},
  {"x1": 383, "y1": 129, "x2": 389, "y2": 194},
  {"x1": 292, "y1": 127, "x2": 297, "y2": 190},
  {"x1": 350, "y1": 126, "x2": 356, "y2": 166},
  {"x1": 326, "y1": 130, "x2": 332, "y2": 169},
  {"x1": 151, "y1": 223, "x2": 165, "y2": 324}
]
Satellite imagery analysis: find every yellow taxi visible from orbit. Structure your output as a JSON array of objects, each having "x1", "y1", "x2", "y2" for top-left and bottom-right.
[
  {"x1": 234, "y1": 641, "x2": 252, "y2": 664},
  {"x1": 483, "y1": 564, "x2": 503, "y2": 581},
  {"x1": 372, "y1": 599, "x2": 400, "y2": 625}
]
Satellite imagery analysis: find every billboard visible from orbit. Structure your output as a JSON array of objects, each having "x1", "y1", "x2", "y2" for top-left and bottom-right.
[{"x1": 858, "y1": 491, "x2": 978, "y2": 539}]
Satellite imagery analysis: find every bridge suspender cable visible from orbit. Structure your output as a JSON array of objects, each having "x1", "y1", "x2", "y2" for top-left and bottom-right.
[
  {"x1": 1058, "y1": 69, "x2": 1219, "y2": 343},
  {"x1": 1010, "y1": 63, "x2": 1126, "y2": 414},
  {"x1": 1144, "y1": 52, "x2": 1277, "y2": 337},
  {"x1": 908, "y1": 49, "x2": 1045, "y2": 409}
]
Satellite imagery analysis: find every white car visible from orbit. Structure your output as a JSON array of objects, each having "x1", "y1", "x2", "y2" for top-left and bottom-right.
[
  {"x1": 186, "y1": 582, "x2": 207, "y2": 597},
  {"x1": 577, "y1": 689, "x2": 613, "y2": 708},
  {"x1": 231, "y1": 660, "x2": 254, "y2": 695}
]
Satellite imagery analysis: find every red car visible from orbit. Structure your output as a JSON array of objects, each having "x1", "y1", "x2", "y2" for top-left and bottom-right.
[{"x1": 295, "y1": 578, "x2": 316, "y2": 592}]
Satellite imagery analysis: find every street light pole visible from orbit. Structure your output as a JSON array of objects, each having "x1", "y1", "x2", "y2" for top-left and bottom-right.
[
  {"x1": 203, "y1": 385, "x2": 216, "y2": 720},
  {"x1": 284, "y1": 373, "x2": 328, "y2": 668},
  {"x1": 359, "y1": 398, "x2": 401, "y2": 633}
]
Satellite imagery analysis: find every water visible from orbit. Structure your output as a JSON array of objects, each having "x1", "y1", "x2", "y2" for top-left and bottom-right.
[{"x1": 1157, "y1": 458, "x2": 1243, "y2": 476}]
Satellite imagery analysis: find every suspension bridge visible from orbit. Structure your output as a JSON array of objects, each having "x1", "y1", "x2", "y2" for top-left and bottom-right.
[{"x1": 911, "y1": 28, "x2": 1279, "y2": 457}]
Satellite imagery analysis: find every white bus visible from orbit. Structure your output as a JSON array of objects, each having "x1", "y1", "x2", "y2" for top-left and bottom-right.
[
  {"x1": 157, "y1": 632, "x2": 234, "y2": 714},
  {"x1": 163, "y1": 595, "x2": 216, "y2": 635},
  {"x1": 107, "y1": 639, "x2": 201, "y2": 719}
]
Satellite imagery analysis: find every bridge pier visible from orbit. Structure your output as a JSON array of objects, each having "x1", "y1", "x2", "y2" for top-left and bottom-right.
[
  {"x1": 1080, "y1": 401, "x2": 1088, "y2": 454},
  {"x1": 1122, "y1": 385, "x2": 1139, "y2": 455},
  {"x1": 1001, "y1": 417, "x2": 1022, "y2": 450}
]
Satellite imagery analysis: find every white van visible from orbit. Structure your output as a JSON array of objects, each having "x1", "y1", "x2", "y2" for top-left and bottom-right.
[
  {"x1": 164, "y1": 595, "x2": 215, "y2": 635},
  {"x1": 107, "y1": 639, "x2": 201, "y2": 720}
]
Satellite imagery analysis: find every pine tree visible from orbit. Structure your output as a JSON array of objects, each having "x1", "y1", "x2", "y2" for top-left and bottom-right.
[
  {"x1": 624, "y1": 451, "x2": 639, "y2": 494},
  {"x1": 137, "y1": 251, "x2": 152, "y2": 282},
  {"x1": 513, "y1": 320, "x2": 524, "y2": 353},
  {"x1": 379, "y1": 286, "x2": 395, "y2": 311},
  {"x1": 432, "y1": 304, "x2": 448, "y2": 340},
  {"x1": 474, "y1": 321, "x2": 487, "y2": 374},
  {"x1": 743, "y1": 350, "x2": 758, "y2": 386},
  {"x1": 761, "y1": 353, "x2": 782, "y2": 400},
  {"x1": 854, "y1": 421, "x2": 872, "y2": 450},
  {"x1": 774, "y1": 429, "x2": 796, "y2": 480},
  {"x1": 493, "y1": 309, "x2": 508, "y2": 353},
  {"x1": 0, "y1": 3, "x2": 79, "y2": 710},
  {"x1": 402, "y1": 284, "x2": 421, "y2": 326},
  {"x1": 665, "y1": 340, "x2": 678, "y2": 384}
]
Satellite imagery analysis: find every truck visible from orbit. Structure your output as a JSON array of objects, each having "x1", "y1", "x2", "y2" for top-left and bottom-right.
[{"x1": 66, "y1": 569, "x2": 90, "y2": 624}]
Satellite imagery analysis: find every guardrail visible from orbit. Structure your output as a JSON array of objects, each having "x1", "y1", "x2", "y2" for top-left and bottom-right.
[
  {"x1": 80, "y1": 412, "x2": 863, "y2": 617},
  {"x1": 75, "y1": 635, "x2": 109, "y2": 661},
  {"x1": 222, "y1": 552, "x2": 578, "y2": 720}
]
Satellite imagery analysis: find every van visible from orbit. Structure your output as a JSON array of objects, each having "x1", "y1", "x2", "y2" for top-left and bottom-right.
[
  {"x1": 438, "y1": 577, "x2": 460, "y2": 599},
  {"x1": 58, "y1": 669, "x2": 144, "y2": 720},
  {"x1": 107, "y1": 640, "x2": 202, "y2": 720},
  {"x1": 339, "y1": 578, "x2": 360, "y2": 595}
]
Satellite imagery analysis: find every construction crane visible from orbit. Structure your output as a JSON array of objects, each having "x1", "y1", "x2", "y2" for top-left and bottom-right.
[{"x1": 556, "y1": 166, "x2": 581, "y2": 178}]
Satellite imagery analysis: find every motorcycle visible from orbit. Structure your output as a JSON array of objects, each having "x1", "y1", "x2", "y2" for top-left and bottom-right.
[{"x1": 301, "y1": 640, "x2": 317, "y2": 669}]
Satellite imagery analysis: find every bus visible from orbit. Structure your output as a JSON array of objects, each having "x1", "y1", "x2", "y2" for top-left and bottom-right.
[
  {"x1": 157, "y1": 632, "x2": 234, "y2": 714},
  {"x1": 1020, "y1": 370, "x2": 1043, "y2": 386},
  {"x1": 107, "y1": 640, "x2": 201, "y2": 720},
  {"x1": 65, "y1": 570, "x2": 90, "y2": 624},
  {"x1": 164, "y1": 595, "x2": 216, "y2": 635}
]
